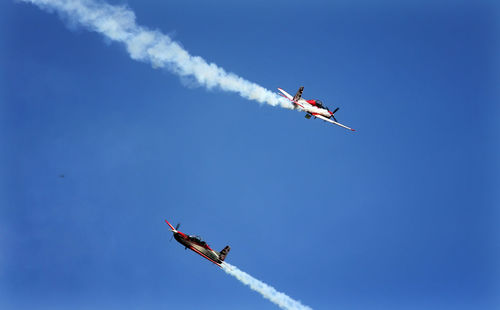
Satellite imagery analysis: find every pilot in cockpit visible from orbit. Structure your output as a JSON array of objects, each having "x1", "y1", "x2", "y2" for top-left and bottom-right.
[
  {"x1": 315, "y1": 99, "x2": 324, "y2": 109},
  {"x1": 189, "y1": 235, "x2": 206, "y2": 246}
]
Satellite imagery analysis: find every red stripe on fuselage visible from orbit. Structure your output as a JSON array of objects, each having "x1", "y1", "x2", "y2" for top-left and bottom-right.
[{"x1": 177, "y1": 231, "x2": 187, "y2": 238}]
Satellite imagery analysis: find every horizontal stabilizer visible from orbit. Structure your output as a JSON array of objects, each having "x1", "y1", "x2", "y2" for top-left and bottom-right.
[{"x1": 277, "y1": 88, "x2": 293, "y2": 101}]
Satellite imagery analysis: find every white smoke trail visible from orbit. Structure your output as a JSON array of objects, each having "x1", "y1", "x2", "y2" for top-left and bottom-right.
[
  {"x1": 20, "y1": 0, "x2": 310, "y2": 306},
  {"x1": 19, "y1": 0, "x2": 293, "y2": 109},
  {"x1": 222, "y1": 262, "x2": 312, "y2": 310}
]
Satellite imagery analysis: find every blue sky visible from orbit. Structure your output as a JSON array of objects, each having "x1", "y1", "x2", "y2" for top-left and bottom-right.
[{"x1": 1, "y1": 0, "x2": 499, "y2": 309}]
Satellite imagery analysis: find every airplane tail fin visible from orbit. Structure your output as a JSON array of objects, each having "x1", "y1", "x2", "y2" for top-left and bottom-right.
[
  {"x1": 219, "y1": 245, "x2": 231, "y2": 261},
  {"x1": 292, "y1": 86, "x2": 304, "y2": 102}
]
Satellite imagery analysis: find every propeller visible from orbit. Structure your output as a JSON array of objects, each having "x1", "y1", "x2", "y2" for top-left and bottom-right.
[
  {"x1": 169, "y1": 222, "x2": 181, "y2": 242},
  {"x1": 331, "y1": 107, "x2": 339, "y2": 122}
]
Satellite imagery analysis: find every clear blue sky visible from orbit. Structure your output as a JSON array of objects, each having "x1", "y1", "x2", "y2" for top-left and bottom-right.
[{"x1": 1, "y1": 0, "x2": 499, "y2": 309}]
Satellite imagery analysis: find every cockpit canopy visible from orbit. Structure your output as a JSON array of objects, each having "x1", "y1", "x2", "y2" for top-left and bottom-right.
[
  {"x1": 315, "y1": 99, "x2": 329, "y2": 110},
  {"x1": 189, "y1": 235, "x2": 205, "y2": 243}
]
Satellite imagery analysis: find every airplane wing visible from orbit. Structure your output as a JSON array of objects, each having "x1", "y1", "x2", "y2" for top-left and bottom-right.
[
  {"x1": 188, "y1": 245, "x2": 223, "y2": 267},
  {"x1": 314, "y1": 114, "x2": 356, "y2": 131},
  {"x1": 165, "y1": 220, "x2": 175, "y2": 231}
]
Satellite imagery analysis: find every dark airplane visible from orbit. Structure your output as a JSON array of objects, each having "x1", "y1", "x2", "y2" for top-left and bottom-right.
[{"x1": 165, "y1": 220, "x2": 230, "y2": 267}]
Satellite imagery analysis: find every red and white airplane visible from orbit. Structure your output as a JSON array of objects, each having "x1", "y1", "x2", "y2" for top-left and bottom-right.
[
  {"x1": 165, "y1": 220, "x2": 230, "y2": 268},
  {"x1": 278, "y1": 86, "x2": 355, "y2": 131}
]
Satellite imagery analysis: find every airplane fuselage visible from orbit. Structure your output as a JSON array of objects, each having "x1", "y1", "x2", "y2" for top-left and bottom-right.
[
  {"x1": 277, "y1": 87, "x2": 355, "y2": 131},
  {"x1": 173, "y1": 231, "x2": 223, "y2": 265},
  {"x1": 296, "y1": 99, "x2": 332, "y2": 118},
  {"x1": 165, "y1": 220, "x2": 231, "y2": 267}
]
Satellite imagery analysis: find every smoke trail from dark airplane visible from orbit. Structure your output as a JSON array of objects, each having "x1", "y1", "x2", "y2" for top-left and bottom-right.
[
  {"x1": 222, "y1": 262, "x2": 312, "y2": 310},
  {"x1": 20, "y1": 0, "x2": 292, "y2": 110}
]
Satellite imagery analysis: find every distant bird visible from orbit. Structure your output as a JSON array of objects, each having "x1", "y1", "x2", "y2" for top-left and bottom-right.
[{"x1": 59, "y1": 174, "x2": 65, "y2": 178}]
